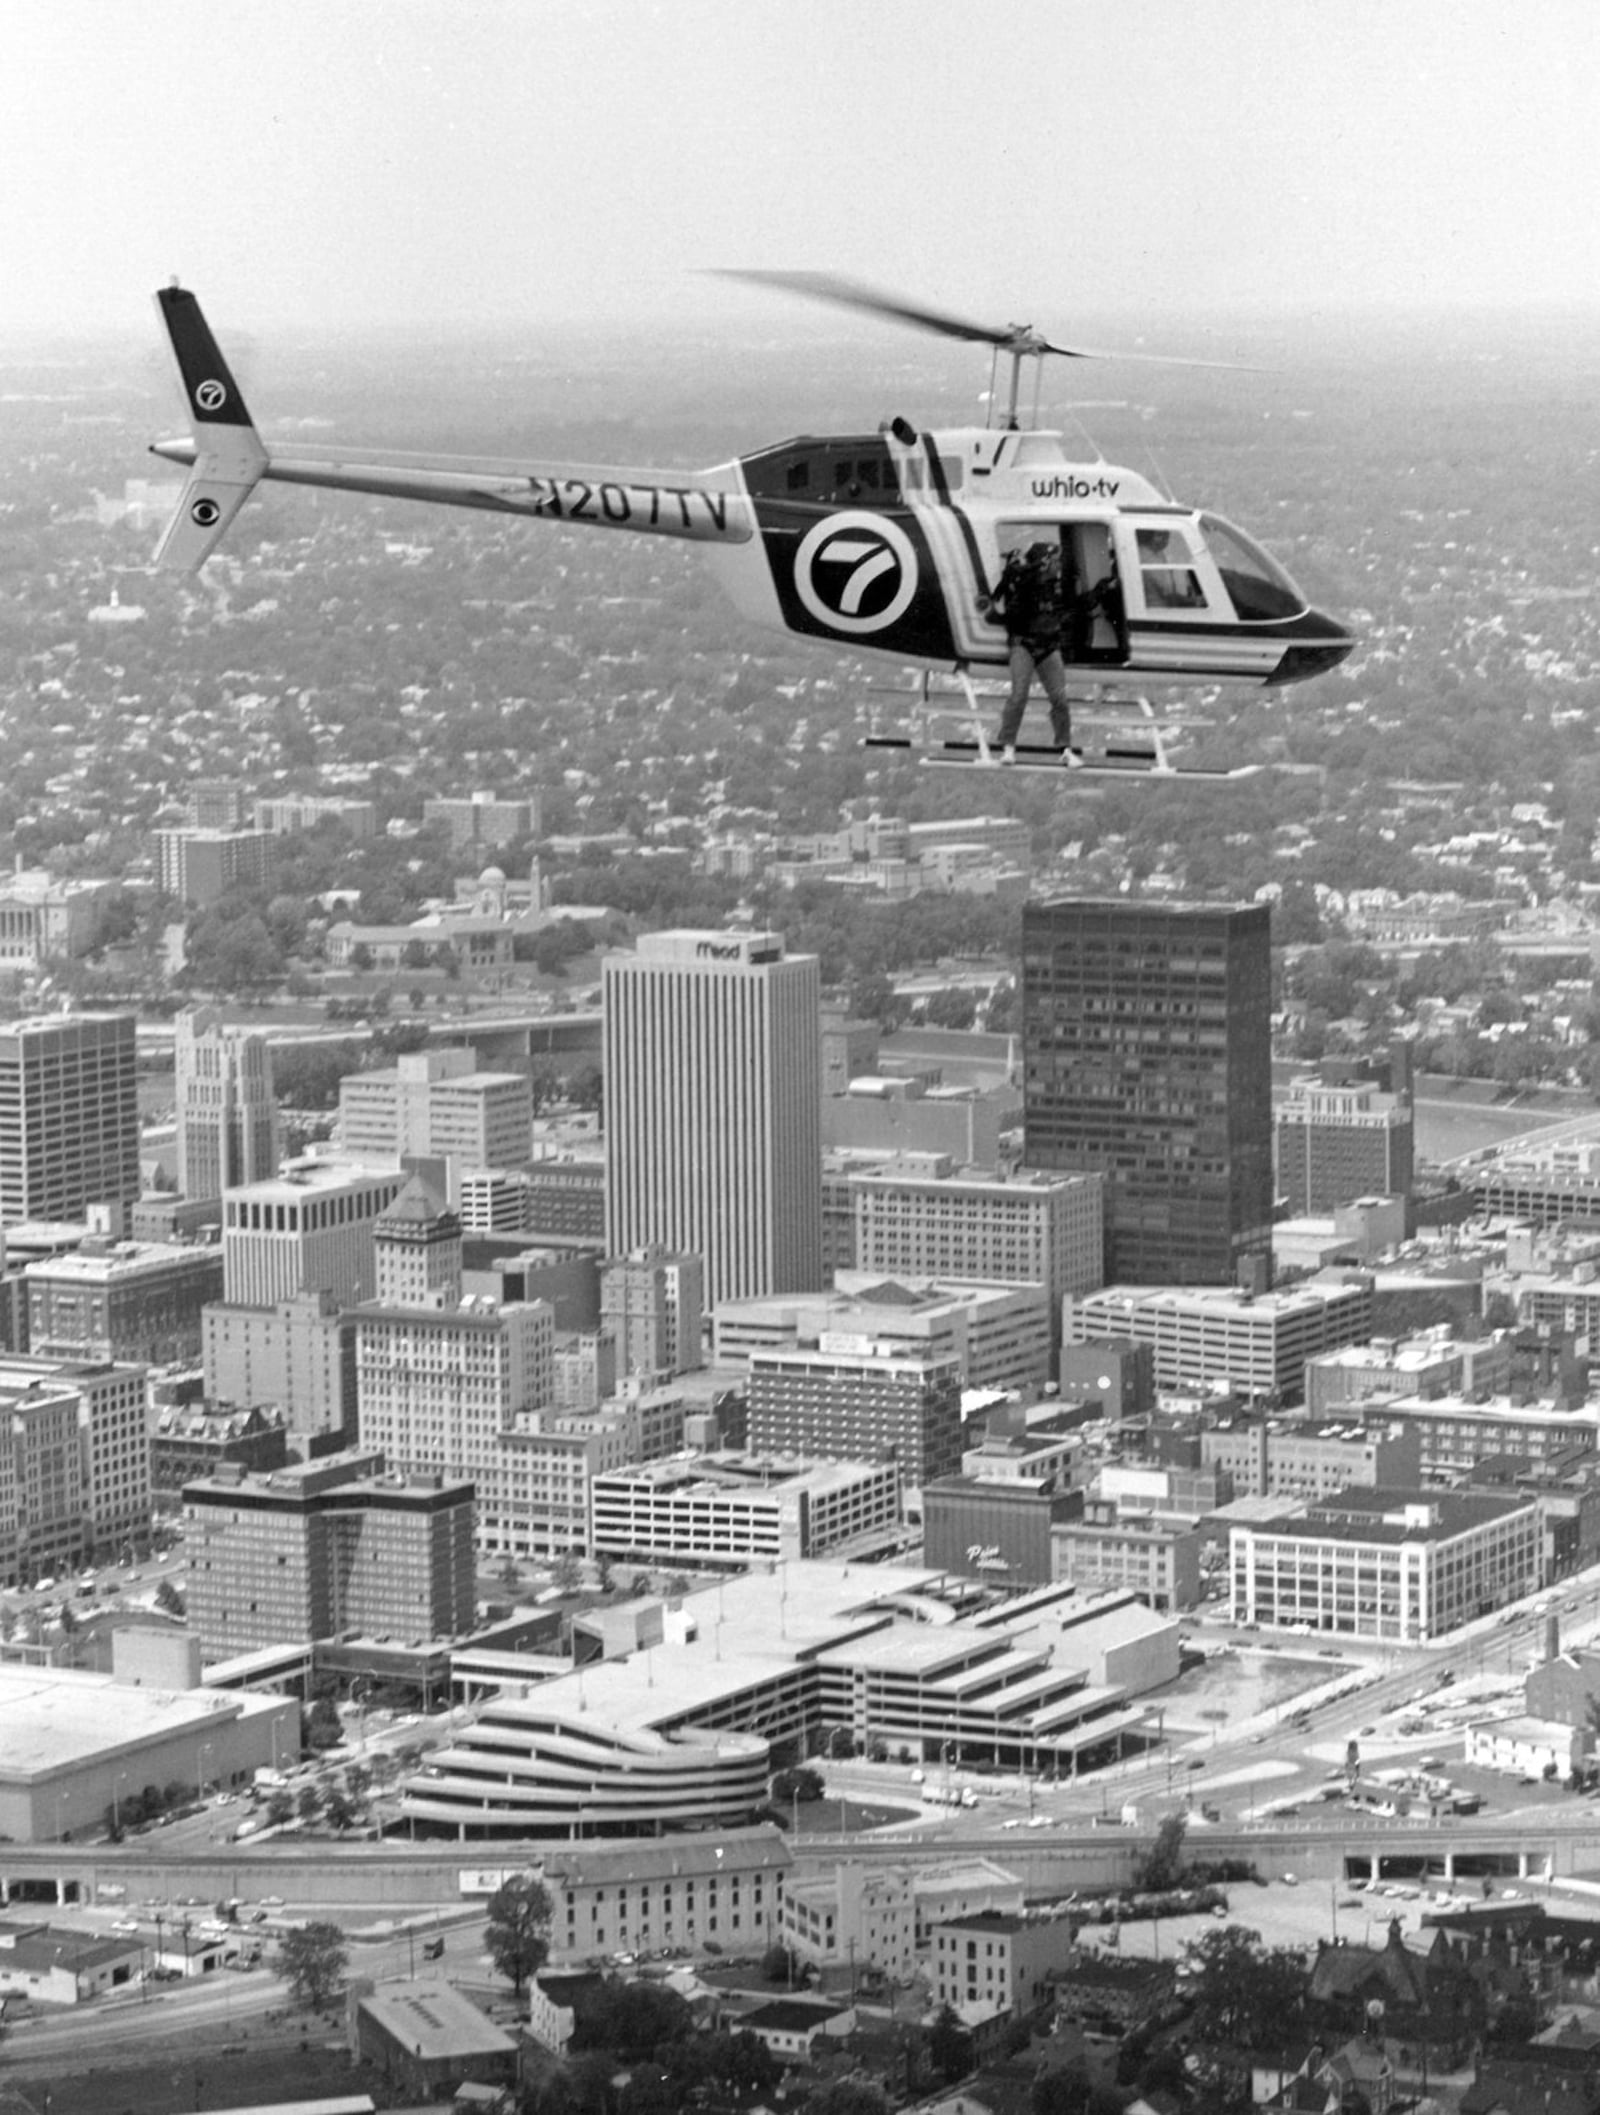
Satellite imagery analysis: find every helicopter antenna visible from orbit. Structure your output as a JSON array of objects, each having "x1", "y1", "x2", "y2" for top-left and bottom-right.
[
  {"x1": 1138, "y1": 438, "x2": 1178, "y2": 504},
  {"x1": 1054, "y1": 401, "x2": 1129, "y2": 464}
]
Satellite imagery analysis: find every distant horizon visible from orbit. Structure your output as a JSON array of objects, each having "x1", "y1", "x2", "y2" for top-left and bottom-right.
[{"x1": 9, "y1": 291, "x2": 1600, "y2": 356}]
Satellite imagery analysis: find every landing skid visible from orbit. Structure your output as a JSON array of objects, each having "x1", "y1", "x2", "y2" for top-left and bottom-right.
[
  {"x1": 864, "y1": 735, "x2": 1258, "y2": 779},
  {"x1": 864, "y1": 667, "x2": 1258, "y2": 779}
]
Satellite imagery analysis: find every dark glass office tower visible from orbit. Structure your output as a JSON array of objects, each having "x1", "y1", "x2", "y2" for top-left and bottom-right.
[{"x1": 1022, "y1": 898, "x2": 1273, "y2": 1286}]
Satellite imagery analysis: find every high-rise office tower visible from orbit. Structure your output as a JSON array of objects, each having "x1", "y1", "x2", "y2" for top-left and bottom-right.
[
  {"x1": 1022, "y1": 898, "x2": 1273, "y2": 1287},
  {"x1": 175, "y1": 1007, "x2": 280, "y2": 1202},
  {"x1": 0, "y1": 1013, "x2": 140, "y2": 1222},
  {"x1": 603, "y1": 931, "x2": 822, "y2": 1305}
]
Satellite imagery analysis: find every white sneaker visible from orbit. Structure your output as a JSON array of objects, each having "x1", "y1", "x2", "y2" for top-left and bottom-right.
[
  {"x1": 1060, "y1": 746, "x2": 1084, "y2": 769},
  {"x1": 999, "y1": 744, "x2": 1017, "y2": 766}
]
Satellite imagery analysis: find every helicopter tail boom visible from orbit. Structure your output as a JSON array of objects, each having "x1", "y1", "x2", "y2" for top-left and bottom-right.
[{"x1": 149, "y1": 286, "x2": 755, "y2": 568}]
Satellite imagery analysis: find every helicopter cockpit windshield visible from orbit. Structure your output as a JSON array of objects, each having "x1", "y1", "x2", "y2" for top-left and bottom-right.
[{"x1": 1197, "y1": 514, "x2": 1307, "y2": 622}]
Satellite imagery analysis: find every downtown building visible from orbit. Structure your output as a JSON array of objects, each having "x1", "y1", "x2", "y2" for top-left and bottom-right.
[
  {"x1": 599, "y1": 1247, "x2": 705, "y2": 1379},
  {"x1": 0, "y1": 1014, "x2": 140, "y2": 1223},
  {"x1": 1227, "y1": 1487, "x2": 1541, "y2": 1643},
  {"x1": 25, "y1": 1238, "x2": 225, "y2": 1365},
  {"x1": 183, "y1": 1448, "x2": 476, "y2": 1659},
  {"x1": 202, "y1": 1288, "x2": 357, "y2": 1451},
  {"x1": 337, "y1": 1048, "x2": 534, "y2": 1189},
  {"x1": 1274, "y1": 1070, "x2": 1414, "y2": 1218},
  {"x1": 745, "y1": 1341, "x2": 963, "y2": 1502},
  {"x1": 1021, "y1": 898, "x2": 1273, "y2": 1287},
  {"x1": 603, "y1": 931, "x2": 822, "y2": 1305},
  {"x1": 220, "y1": 1162, "x2": 407, "y2": 1308},
  {"x1": 0, "y1": 1354, "x2": 150, "y2": 1582},
  {"x1": 352, "y1": 1180, "x2": 554, "y2": 1449},
  {"x1": 1065, "y1": 1275, "x2": 1374, "y2": 1403},
  {"x1": 848, "y1": 1158, "x2": 1104, "y2": 1332},
  {"x1": 174, "y1": 1008, "x2": 280, "y2": 1204}
]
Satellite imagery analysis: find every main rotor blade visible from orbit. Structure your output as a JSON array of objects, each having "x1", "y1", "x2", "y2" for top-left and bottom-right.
[
  {"x1": 709, "y1": 269, "x2": 1259, "y2": 371},
  {"x1": 710, "y1": 269, "x2": 1032, "y2": 350}
]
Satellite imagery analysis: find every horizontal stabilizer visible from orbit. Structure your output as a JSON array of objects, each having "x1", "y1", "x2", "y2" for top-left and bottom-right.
[{"x1": 150, "y1": 286, "x2": 267, "y2": 572}]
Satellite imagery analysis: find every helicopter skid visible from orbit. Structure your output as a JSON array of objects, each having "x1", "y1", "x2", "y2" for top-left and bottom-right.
[{"x1": 863, "y1": 734, "x2": 1259, "y2": 780}]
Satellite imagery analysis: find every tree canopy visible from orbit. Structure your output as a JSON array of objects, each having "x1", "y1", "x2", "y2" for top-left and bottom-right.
[
  {"x1": 275, "y1": 1921, "x2": 349, "y2": 2010},
  {"x1": 1182, "y1": 1923, "x2": 1309, "y2": 2049},
  {"x1": 484, "y1": 1874, "x2": 555, "y2": 1995}
]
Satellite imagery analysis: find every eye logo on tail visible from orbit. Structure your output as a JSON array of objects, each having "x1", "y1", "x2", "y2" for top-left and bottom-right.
[
  {"x1": 794, "y1": 512, "x2": 918, "y2": 634},
  {"x1": 190, "y1": 498, "x2": 222, "y2": 526},
  {"x1": 195, "y1": 379, "x2": 228, "y2": 412}
]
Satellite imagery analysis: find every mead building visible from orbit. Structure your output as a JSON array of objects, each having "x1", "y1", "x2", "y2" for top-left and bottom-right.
[{"x1": 603, "y1": 931, "x2": 822, "y2": 1304}]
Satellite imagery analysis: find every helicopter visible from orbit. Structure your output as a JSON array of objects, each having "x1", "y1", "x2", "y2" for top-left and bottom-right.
[{"x1": 148, "y1": 273, "x2": 1355, "y2": 776}]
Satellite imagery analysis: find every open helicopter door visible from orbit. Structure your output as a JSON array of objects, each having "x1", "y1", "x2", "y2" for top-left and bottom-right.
[
  {"x1": 995, "y1": 518, "x2": 1130, "y2": 668},
  {"x1": 1064, "y1": 520, "x2": 1129, "y2": 666}
]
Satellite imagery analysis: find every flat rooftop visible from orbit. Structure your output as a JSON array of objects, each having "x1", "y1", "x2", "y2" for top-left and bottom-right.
[
  {"x1": 465, "y1": 1560, "x2": 943, "y2": 1735},
  {"x1": 0, "y1": 1665, "x2": 257, "y2": 1780},
  {"x1": 358, "y1": 1980, "x2": 517, "y2": 2060}
]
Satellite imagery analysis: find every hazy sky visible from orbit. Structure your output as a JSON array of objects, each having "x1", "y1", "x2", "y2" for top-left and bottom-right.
[{"x1": 4, "y1": 0, "x2": 1598, "y2": 343}]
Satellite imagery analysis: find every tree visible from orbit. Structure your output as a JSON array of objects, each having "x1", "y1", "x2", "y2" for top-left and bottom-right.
[
  {"x1": 928, "y1": 2002, "x2": 973, "y2": 2084},
  {"x1": 1183, "y1": 1923, "x2": 1309, "y2": 2049},
  {"x1": 322, "y1": 1786, "x2": 357, "y2": 1832},
  {"x1": 802, "y1": 2084, "x2": 891, "y2": 2115},
  {"x1": 761, "y1": 1941, "x2": 797, "y2": 1984},
  {"x1": 571, "y1": 1976, "x2": 692, "y2": 2058},
  {"x1": 1031, "y1": 2069, "x2": 1122, "y2": 2115},
  {"x1": 266, "y1": 1789, "x2": 294, "y2": 1828},
  {"x1": 154, "y1": 1576, "x2": 186, "y2": 1618},
  {"x1": 484, "y1": 1873, "x2": 554, "y2": 1995},
  {"x1": 296, "y1": 1782, "x2": 323, "y2": 1825},
  {"x1": 304, "y1": 1695, "x2": 343, "y2": 1750},
  {"x1": 276, "y1": 1920, "x2": 349, "y2": 2009},
  {"x1": 771, "y1": 1765, "x2": 824, "y2": 1805},
  {"x1": 551, "y1": 1550, "x2": 584, "y2": 1595},
  {"x1": 1135, "y1": 1810, "x2": 1190, "y2": 1893}
]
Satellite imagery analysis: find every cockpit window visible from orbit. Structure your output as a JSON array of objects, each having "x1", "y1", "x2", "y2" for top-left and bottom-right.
[
  {"x1": 1198, "y1": 514, "x2": 1306, "y2": 621},
  {"x1": 1137, "y1": 527, "x2": 1205, "y2": 610}
]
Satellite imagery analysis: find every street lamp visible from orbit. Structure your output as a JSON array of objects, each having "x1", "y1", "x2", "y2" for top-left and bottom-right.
[
  {"x1": 113, "y1": 1769, "x2": 127, "y2": 1837},
  {"x1": 198, "y1": 1740, "x2": 213, "y2": 1803},
  {"x1": 56, "y1": 1786, "x2": 71, "y2": 1842}
]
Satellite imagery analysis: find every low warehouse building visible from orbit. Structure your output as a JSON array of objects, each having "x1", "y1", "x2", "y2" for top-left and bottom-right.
[{"x1": 353, "y1": 1980, "x2": 519, "y2": 2102}]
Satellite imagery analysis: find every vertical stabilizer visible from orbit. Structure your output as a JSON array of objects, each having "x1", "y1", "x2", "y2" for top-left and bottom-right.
[{"x1": 150, "y1": 286, "x2": 267, "y2": 571}]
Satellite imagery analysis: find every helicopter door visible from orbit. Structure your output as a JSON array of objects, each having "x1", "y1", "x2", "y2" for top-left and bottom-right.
[
  {"x1": 1064, "y1": 521, "x2": 1128, "y2": 666},
  {"x1": 993, "y1": 520, "x2": 1130, "y2": 667}
]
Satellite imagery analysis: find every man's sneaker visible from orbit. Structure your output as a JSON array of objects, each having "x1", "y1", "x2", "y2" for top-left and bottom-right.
[
  {"x1": 1060, "y1": 745, "x2": 1085, "y2": 769},
  {"x1": 999, "y1": 744, "x2": 1017, "y2": 766}
]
